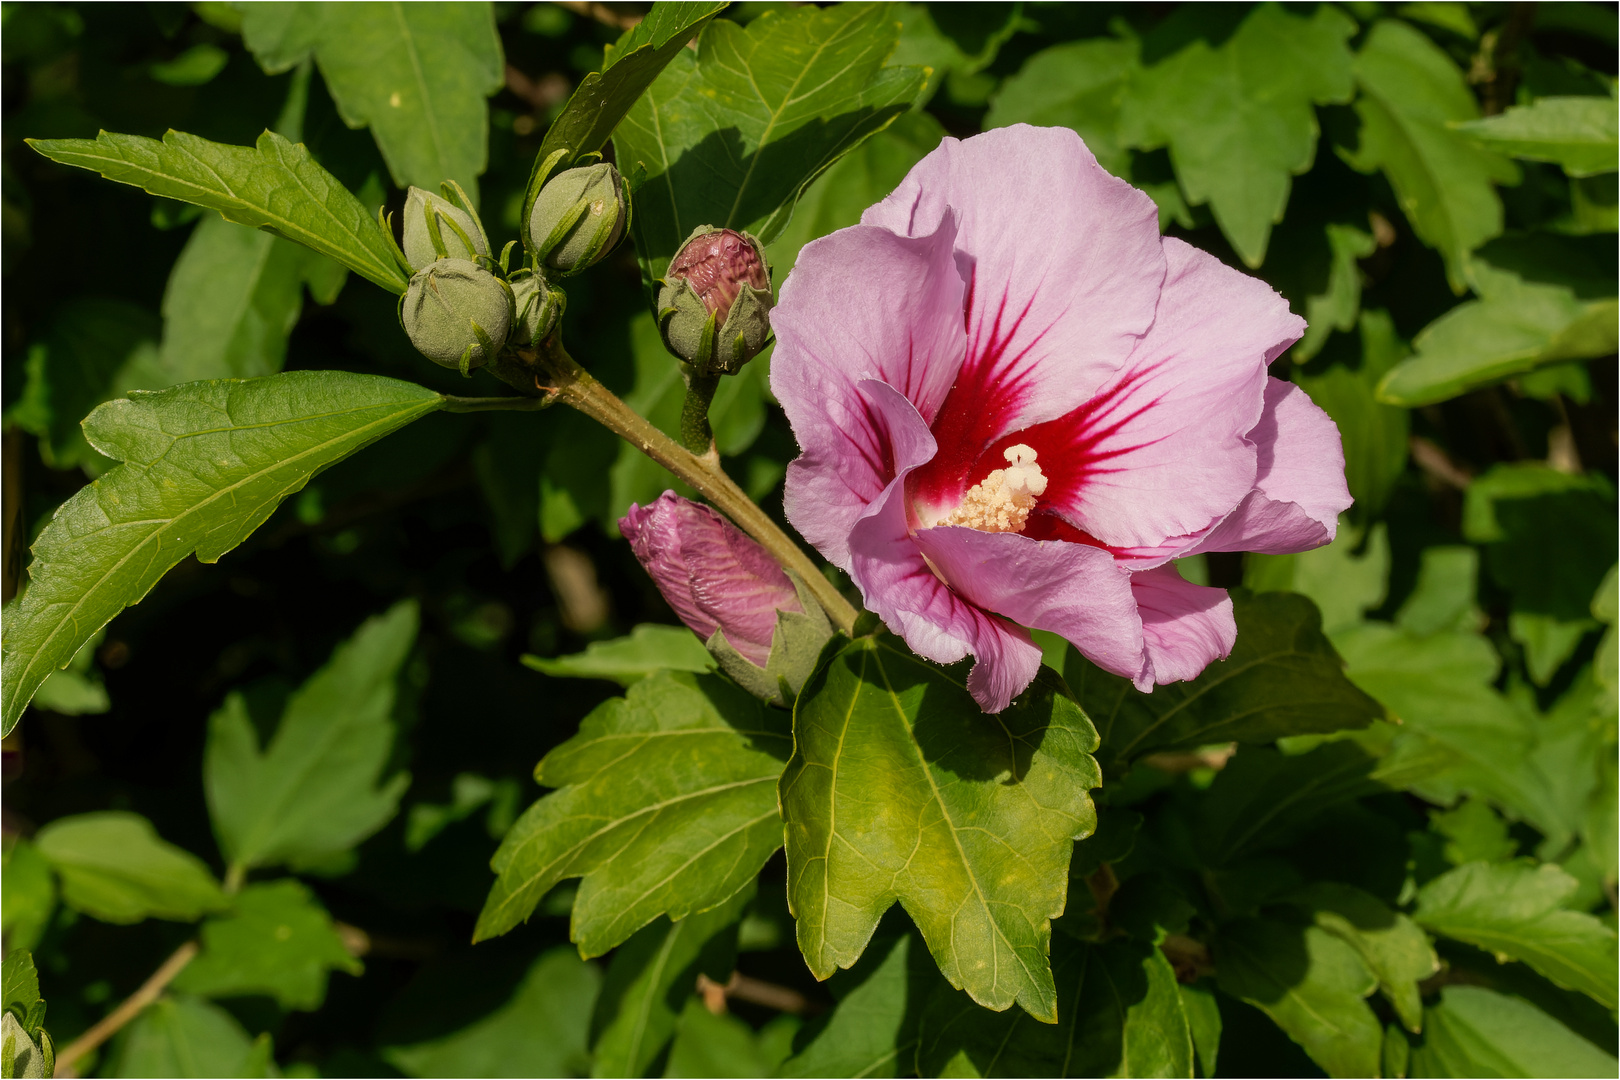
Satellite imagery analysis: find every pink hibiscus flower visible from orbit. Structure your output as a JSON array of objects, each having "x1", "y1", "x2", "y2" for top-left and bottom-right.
[{"x1": 770, "y1": 125, "x2": 1351, "y2": 713}]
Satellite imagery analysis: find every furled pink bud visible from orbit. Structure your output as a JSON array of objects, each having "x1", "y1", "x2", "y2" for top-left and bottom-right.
[
  {"x1": 619, "y1": 492, "x2": 801, "y2": 668},
  {"x1": 657, "y1": 227, "x2": 774, "y2": 375}
]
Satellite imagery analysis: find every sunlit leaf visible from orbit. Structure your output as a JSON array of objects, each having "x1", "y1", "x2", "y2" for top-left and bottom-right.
[
  {"x1": 1410, "y1": 985, "x2": 1618, "y2": 1077},
  {"x1": 522, "y1": 623, "x2": 714, "y2": 686},
  {"x1": 1453, "y1": 96, "x2": 1619, "y2": 178},
  {"x1": 34, "y1": 812, "x2": 226, "y2": 924},
  {"x1": 105, "y1": 996, "x2": 274, "y2": 1079}
]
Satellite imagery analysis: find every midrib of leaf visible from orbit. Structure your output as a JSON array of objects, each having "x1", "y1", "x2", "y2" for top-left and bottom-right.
[
  {"x1": 388, "y1": 1, "x2": 451, "y2": 180},
  {"x1": 489, "y1": 774, "x2": 777, "y2": 926},
  {"x1": 1113, "y1": 645, "x2": 1311, "y2": 759},
  {"x1": 11, "y1": 396, "x2": 437, "y2": 713},
  {"x1": 1060, "y1": 947, "x2": 1088, "y2": 1077},
  {"x1": 870, "y1": 646, "x2": 1042, "y2": 1006},
  {"x1": 722, "y1": 28, "x2": 838, "y2": 229},
  {"x1": 1216, "y1": 756, "x2": 1367, "y2": 857},
  {"x1": 625, "y1": 919, "x2": 686, "y2": 1070},
  {"x1": 1359, "y1": 87, "x2": 1456, "y2": 252}
]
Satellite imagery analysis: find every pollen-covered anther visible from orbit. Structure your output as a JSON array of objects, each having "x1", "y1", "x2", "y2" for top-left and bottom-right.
[{"x1": 939, "y1": 444, "x2": 1049, "y2": 533}]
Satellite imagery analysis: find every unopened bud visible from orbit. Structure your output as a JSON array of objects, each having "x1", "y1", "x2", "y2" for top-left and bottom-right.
[
  {"x1": 619, "y1": 492, "x2": 831, "y2": 707},
  {"x1": 528, "y1": 163, "x2": 628, "y2": 274},
  {"x1": 509, "y1": 270, "x2": 564, "y2": 348},
  {"x1": 401, "y1": 185, "x2": 489, "y2": 271},
  {"x1": 657, "y1": 227, "x2": 773, "y2": 376},
  {"x1": 399, "y1": 259, "x2": 511, "y2": 373}
]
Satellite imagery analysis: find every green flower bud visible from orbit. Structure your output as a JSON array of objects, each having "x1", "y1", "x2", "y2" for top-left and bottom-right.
[
  {"x1": 656, "y1": 226, "x2": 774, "y2": 375},
  {"x1": 402, "y1": 184, "x2": 489, "y2": 271},
  {"x1": 527, "y1": 163, "x2": 628, "y2": 274},
  {"x1": 399, "y1": 258, "x2": 511, "y2": 373},
  {"x1": 509, "y1": 269, "x2": 564, "y2": 347}
]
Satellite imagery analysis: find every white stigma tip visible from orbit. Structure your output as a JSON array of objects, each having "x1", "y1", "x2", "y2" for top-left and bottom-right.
[{"x1": 937, "y1": 445, "x2": 1050, "y2": 534}]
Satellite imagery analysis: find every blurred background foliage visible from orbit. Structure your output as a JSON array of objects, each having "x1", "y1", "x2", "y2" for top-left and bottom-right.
[{"x1": 1, "y1": 1, "x2": 1615, "y2": 1077}]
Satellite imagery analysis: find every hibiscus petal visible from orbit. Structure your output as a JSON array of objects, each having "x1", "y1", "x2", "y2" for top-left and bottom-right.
[
  {"x1": 842, "y1": 381, "x2": 1044, "y2": 713},
  {"x1": 774, "y1": 215, "x2": 968, "y2": 568},
  {"x1": 866, "y1": 126, "x2": 1166, "y2": 518},
  {"x1": 1187, "y1": 378, "x2": 1352, "y2": 556},
  {"x1": 1131, "y1": 564, "x2": 1236, "y2": 690},
  {"x1": 1012, "y1": 238, "x2": 1305, "y2": 550},
  {"x1": 912, "y1": 526, "x2": 1145, "y2": 686}
]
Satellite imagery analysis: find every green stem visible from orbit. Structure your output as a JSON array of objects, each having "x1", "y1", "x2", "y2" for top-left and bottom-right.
[
  {"x1": 680, "y1": 369, "x2": 720, "y2": 455},
  {"x1": 502, "y1": 338, "x2": 860, "y2": 635},
  {"x1": 440, "y1": 394, "x2": 550, "y2": 413},
  {"x1": 223, "y1": 862, "x2": 246, "y2": 895}
]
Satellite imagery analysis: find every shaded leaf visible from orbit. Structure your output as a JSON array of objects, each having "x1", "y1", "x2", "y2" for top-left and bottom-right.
[
  {"x1": 206, "y1": 601, "x2": 418, "y2": 872},
  {"x1": 1280, "y1": 882, "x2": 1439, "y2": 1033},
  {"x1": 986, "y1": 37, "x2": 1138, "y2": 175},
  {"x1": 1198, "y1": 743, "x2": 1386, "y2": 864},
  {"x1": 1453, "y1": 96, "x2": 1619, "y2": 178},
  {"x1": 1, "y1": 952, "x2": 40, "y2": 1025},
  {"x1": 241, "y1": 3, "x2": 504, "y2": 196},
  {"x1": 918, "y1": 937, "x2": 1193, "y2": 1077},
  {"x1": 475, "y1": 672, "x2": 790, "y2": 953},
  {"x1": 590, "y1": 886, "x2": 751, "y2": 1079},
  {"x1": 1214, "y1": 918, "x2": 1381, "y2": 1078},
  {"x1": 1066, "y1": 592, "x2": 1383, "y2": 775},
  {"x1": 1294, "y1": 310, "x2": 1410, "y2": 517},
  {"x1": 105, "y1": 996, "x2": 273, "y2": 1079},
  {"x1": 1293, "y1": 225, "x2": 1378, "y2": 361},
  {"x1": 1414, "y1": 861, "x2": 1618, "y2": 1008},
  {"x1": 1181, "y1": 981, "x2": 1221, "y2": 1079},
  {"x1": 612, "y1": 3, "x2": 926, "y2": 287},
  {"x1": 34, "y1": 812, "x2": 226, "y2": 924},
  {"x1": 1, "y1": 373, "x2": 442, "y2": 736},
  {"x1": 1244, "y1": 520, "x2": 1390, "y2": 635},
  {"x1": 1410, "y1": 985, "x2": 1618, "y2": 1078},
  {"x1": 27, "y1": 130, "x2": 407, "y2": 293},
  {"x1": 1, "y1": 840, "x2": 56, "y2": 954},
  {"x1": 522, "y1": 623, "x2": 715, "y2": 687},
  {"x1": 663, "y1": 998, "x2": 798, "y2": 1078},
  {"x1": 1120, "y1": 4, "x2": 1356, "y2": 265},
  {"x1": 171, "y1": 880, "x2": 362, "y2": 1011},
  {"x1": 1342, "y1": 20, "x2": 1519, "y2": 291},
  {"x1": 779, "y1": 933, "x2": 932, "y2": 1079},
  {"x1": 782, "y1": 638, "x2": 1100, "y2": 1020},
  {"x1": 384, "y1": 948, "x2": 600, "y2": 1079}
]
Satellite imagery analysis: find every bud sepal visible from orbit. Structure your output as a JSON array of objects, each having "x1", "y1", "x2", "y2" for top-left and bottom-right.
[
  {"x1": 656, "y1": 226, "x2": 774, "y2": 376},
  {"x1": 704, "y1": 569, "x2": 833, "y2": 708},
  {"x1": 527, "y1": 161, "x2": 630, "y2": 275},
  {"x1": 402, "y1": 181, "x2": 491, "y2": 271},
  {"x1": 398, "y1": 258, "x2": 513, "y2": 375},
  {"x1": 508, "y1": 268, "x2": 565, "y2": 348}
]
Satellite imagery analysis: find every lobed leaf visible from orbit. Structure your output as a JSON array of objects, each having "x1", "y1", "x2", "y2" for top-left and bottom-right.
[
  {"x1": 781, "y1": 638, "x2": 1100, "y2": 1021},
  {"x1": 612, "y1": 3, "x2": 927, "y2": 286},
  {"x1": 1065, "y1": 592, "x2": 1384, "y2": 775},
  {"x1": 1, "y1": 372, "x2": 443, "y2": 736},
  {"x1": 475, "y1": 671, "x2": 790, "y2": 953},
  {"x1": 1280, "y1": 882, "x2": 1439, "y2": 1034},
  {"x1": 33, "y1": 812, "x2": 227, "y2": 924},
  {"x1": 171, "y1": 880, "x2": 362, "y2": 1011},
  {"x1": 27, "y1": 129, "x2": 408, "y2": 293},
  {"x1": 206, "y1": 601, "x2": 418, "y2": 872},
  {"x1": 1409, "y1": 985, "x2": 1618, "y2": 1077},
  {"x1": 1453, "y1": 96, "x2": 1619, "y2": 178},
  {"x1": 105, "y1": 996, "x2": 274, "y2": 1079},
  {"x1": 1414, "y1": 861, "x2": 1619, "y2": 1007}
]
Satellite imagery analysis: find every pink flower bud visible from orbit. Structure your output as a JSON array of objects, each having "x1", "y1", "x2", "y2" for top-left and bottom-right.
[
  {"x1": 619, "y1": 492, "x2": 803, "y2": 668},
  {"x1": 666, "y1": 228, "x2": 770, "y2": 325}
]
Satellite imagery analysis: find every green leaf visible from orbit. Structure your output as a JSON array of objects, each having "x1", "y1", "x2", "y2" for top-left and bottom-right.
[
  {"x1": 1410, "y1": 985, "x2": 1619, "y2": 1078},
  {"x1": 1197, "y1": 743, "x2": 1386, "y2": 864},
  {"x1": 663, "y1": 998, "x2": 799, "y2": 1079},
  {"x1": 475, "y1": 671, "x2": 790, "y2": 953},
  {"x1": 1395, "y1": 545, "x2": 1482, "y2": 638},
  {"x1": 154, "y1": 215, "x2": 339, "y2": 384},
  {"x1": 531, "y1": 2, "x2": 728, "y2": 174},
  {"x1": 384, "y1": 947, "x2": 600, "y2": 1078},
  {"x1": 1, "y1": 840, "x2": 56, "y2": 954},
  {"x1": 1281, "y1": 882, "x2": 1439, "y2": 1034},
  {"x1": 1, "y1": 372, "x2": 442, "y2": 736},
  {"x1": 33, "y1": 811, "x2": 227, "y2": 924},
  {"x1": 105, "y1": 995, "x2": 275, "y2": 1079},
  {"x1": 170, "y1": 880, "x2": 362, "y2": 1011},
  {"x1": 590, "y1": 886, "x2": 751, "y2": 1079},
  {"x1": 1214, "y1": 918, "x2": 1382, "y2": 1078},
  {"x1": 241, "y1": 2, "x2": 503, "y2": 196},
  {"x1": 1293, "y1": 225, "x2": 1379, "y2": 361},
  {"x1": 1065, "y1": 592, "x2": 1384, "y2": 775},
  {"x1": 1414, "y1": 861, "x2": 1619, "y2": 1008},
  {"x1": 6, "y1": 299, "x2": 159, "y2": 473},
  {"x1": 1378, "y1": 262, "x2": 1620, "y2": 406},
  {"x1": 1431, "y1": 797, "x2": 1519, "y2": 866},
  {"x1": 33, "y1": 629, "x2": 110, "y2": 717},
  {"x1": 1, "y1": 952, "x2": 40, "y2": 1025},
  {"x1": 779, "y1": 933, "x2": 932, "y2": 1079},
  {"x1": 781, "y1": 638, "x2": 1100, "y2": 1020},
  {"x1": 1294, "y1": 310, "x2": 1410, "y2": 518},
  {"x1": 892, "y1": 2, "x2": 1023, "y2": 106},
  {"x1": 523, "y1": 624, "x2": 715, "y2": 687},
  {"x1": 1244, "y1": 520, "x2": 1391, "y2": 635},
  {"x1": 917, "y1": 937, "x2": 1193, "y2": 1077},
  {"x1": 27, "y1": 129, "x2": 407, "y2": 293},
  {"x1": 1454, "y1": 96, "x2": 1619, "y2": 178},
  {"x1": 612, "y1": 3, "x2": 927, "y2": 286},
  {"x1": 1342, "y1": 20, "x2": 1520, "y2": 291},
  {"x1": 149, "y1": 43, "x2": 230, "y2": 86},
  {"x1": 1119, "y1": 4, "x2": 1356, "y2": 266},
  {"x1": 986, "y1": 37, "x2": 1139, "y2": 176},
  {"x1": 207, "y1": 600, "x2": 418, "y2": 872},
  {"x1": 1181, "y1": 981, "x2": 1221, "y2": 1079}
]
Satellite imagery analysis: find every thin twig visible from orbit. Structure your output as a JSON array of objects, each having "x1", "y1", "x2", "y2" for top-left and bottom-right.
[
  {"x1": 696, "y1": 972, "x2": 823, "y2": 1016},
  {"x1": 440, "y1": 394, "x2": 551, "y2": 413},
  {"x1": 54, "y1": 941, "x2": 199, "y2": 1077},
  {"x1": 553, "y1": 0, "x2": 642, "y2": 31}
]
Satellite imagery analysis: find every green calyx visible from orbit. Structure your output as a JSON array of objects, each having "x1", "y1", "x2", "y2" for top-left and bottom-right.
[
  {"x1": 703, "y1": 571, "x2": 834, "y2": 708},
  {"x1": 656, "y1": 277, "x2": 773, "y2": 377},
  {"x1": 401, "y1": 181, "x2": 490, "y2": 272},
  {"x1": 527, "y1": 163, "x2": 629, "y2": 275},
  {"x1": 509, "y1": 269, "x2": 565, "y2": 348},
  {"x1": 399, "y1": 258, "x2": 512, "y2": 373}
]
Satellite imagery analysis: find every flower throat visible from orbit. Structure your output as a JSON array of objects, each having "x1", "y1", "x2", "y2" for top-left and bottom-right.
[{"x1": 938, "y1": 444, "x2": 1049, "y2": 533}]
